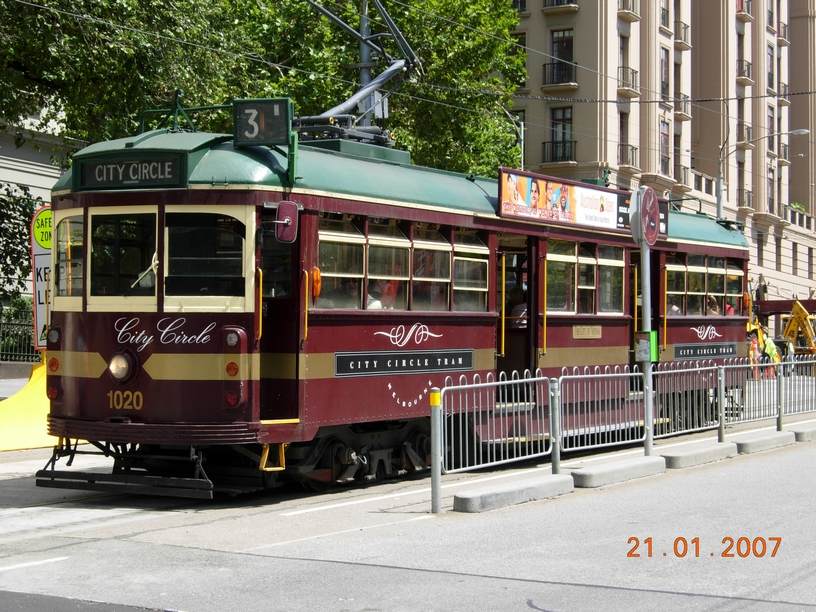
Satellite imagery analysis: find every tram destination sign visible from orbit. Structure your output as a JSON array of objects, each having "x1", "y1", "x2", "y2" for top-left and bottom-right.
[
  {"x1": 78, "y1": 156, "x2": 184, "y2": 191},
  {"x1": 335, "y1": 349, "x2": 474, "y2": 377}
]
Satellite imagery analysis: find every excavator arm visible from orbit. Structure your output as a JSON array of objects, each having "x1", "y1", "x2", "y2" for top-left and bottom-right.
[{"x1": 781, "y1": 301, "x2": 816, "y2": 355}]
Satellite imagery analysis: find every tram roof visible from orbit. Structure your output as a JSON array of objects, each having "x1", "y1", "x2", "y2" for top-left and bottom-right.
[
  {"x1": 54, "y1": 129, "x2": 499, "y2": 215},
  {"x1": 665, "y1": 210, "x2": 749, "y2": 251}
]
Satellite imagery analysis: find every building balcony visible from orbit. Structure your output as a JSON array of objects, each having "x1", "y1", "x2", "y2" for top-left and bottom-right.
[
  {"x1": 660, "y1": 155, "x2": 671, "y2": 177},
  {"x1": 778, "y1": 142, "x2": 790, "y2": 166},
  {"x1": 778, "y1": 82, "x2": 790, "y2": 106},
  {"x1": 736, "y1": 188, "x2": 753, "y2": 210},
  {"x1": 542, "y1": 140, "x2": 577, "y2": 164},
  {"x1": 736, "y1": 122, "x2": 754, "y2": 148},
  {"x1": 542, "y1": 62, "x2": 578, "y2": 90},
  {"x1": 737, "y1": 60, "x2": 753, "y2": 86},
  {"x1": 617, "y1": 66, "x2": 639, "y2": 98},
  {"x1": 673, "y1": 164, "x2": 691, "y2": 191},
  {"x1": 542, "y1": 0, "x2": 579, "y2": 15},
  {"x1": 674, "y1": 93, "x2": 691, "y2": 121},
  {"x1": 674, "y1": 21, "x2": 691, "y2": 50},
  {"x1": 617, "y1": 0, "x2": 639, "y2": 22},
  {"x1": 617, "y1": 144, "x2": 639, "y2": 171},
  {"x1": 736, "y1": 0, "x2": 753, "y2": 22},
  {"x1": 778, "y1": 21, "x2": 789, "y2": 45}
]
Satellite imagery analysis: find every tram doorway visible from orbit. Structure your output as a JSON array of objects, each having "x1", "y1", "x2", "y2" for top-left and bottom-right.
[
  {"x1": 496, "y1": 234, "x2": 538, "y2": 376},
  {"x1": 258, "y1": 210, "x2": 300, "y2": 420}
]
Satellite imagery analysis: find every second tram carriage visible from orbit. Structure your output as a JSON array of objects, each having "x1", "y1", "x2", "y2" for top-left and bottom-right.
[{"x1": 36, "y1": 102, "x2": 750, "y2": 497}]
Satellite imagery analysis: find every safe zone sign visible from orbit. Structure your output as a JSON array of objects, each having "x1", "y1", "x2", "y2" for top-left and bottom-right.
[{"x1": 31, "y1": 206, "x2": 51, "y2": 350}]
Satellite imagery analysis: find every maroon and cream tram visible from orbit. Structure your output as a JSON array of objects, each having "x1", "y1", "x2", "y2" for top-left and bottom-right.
[{"x1": 36, "y1": 100, "x2": 749, "y2": 497}]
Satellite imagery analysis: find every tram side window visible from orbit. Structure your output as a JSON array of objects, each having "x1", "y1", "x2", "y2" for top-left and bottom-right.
[
  {"x1": 453, "y1": 231, "x2": 489, "y2": 312},
  {"x1": 55, "y1": 216, "x2": 83, "y2": 297},
  {"x1": 412, "y1": 227, "x2": 451, "y2": 311},
  {"x1": 598, "y1": 246, "x2": 624, "y2": 313},
  {"x1": 666, "y1": 255, "x2": 686, "y2": 316},
  {"x1": 725, "y1": 263, "x2": 744, "y2": 315},
  {"x1": 165, "y1": 213, "x2": 245, "y2": 297},
  {"x1": 546, "y1": 239, "x2": 576, "y2": 312},
  {"x1": 707, "y1": 257, "x2": 725, "y2": 316},
  {"x1": 368, "y1": 221, "x2": 410, "y2": 310},
  {"x1": 665, "y1": 254, "x2": 742, "y2": 317},
  {"x1": 90, "y1": 214, "x2": 156, "y2": 296},
  {"x1": 686, "y1": 255, "x2": 706, "y2": 316},
  {"x1": 317, "y1": 217, "x2": 365, "y2": 309}
]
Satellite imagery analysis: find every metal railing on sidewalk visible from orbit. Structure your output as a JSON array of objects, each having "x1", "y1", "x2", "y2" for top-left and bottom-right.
[{"x1": 430, "y1": 355, "x2": 816, "y2": 512}]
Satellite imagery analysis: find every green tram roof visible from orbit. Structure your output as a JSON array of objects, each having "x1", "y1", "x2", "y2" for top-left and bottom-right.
[
  {"x1": 664, "y1": 210, "x2": 749, "y2": 251},
  {"x1": 54, "y1": 129, "x2": 498, "y2": 216},
  {"x1": 54, "y1": 129, "x2": 749, "y2": 251}
]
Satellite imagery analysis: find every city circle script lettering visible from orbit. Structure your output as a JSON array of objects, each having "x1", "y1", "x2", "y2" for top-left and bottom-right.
[{"x1": 114, "y1": 317, "x2": 216, "y2": 352}]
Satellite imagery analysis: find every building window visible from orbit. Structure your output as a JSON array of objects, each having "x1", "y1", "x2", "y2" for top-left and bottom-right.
[
  {"x1": 660, "y1": 120, "x2": 671, "y2": 176},
  {"x1": 767, "y1": 44, "x2": 774, "y2": 90},
  {"x1": 546, "y1": 107, "x2": 574, "y2": 162},
  {"x1": 660, "y1": 48, "x2": 670, "y2": 101},
  {"x1": 768, "y1": 106, "x2": 775, "y2": 151},
  {"x1": 792, "y1": 243, "x2": 798, "y2": 276},
  {"x1": 768, "y1": 167, "x2": 775, "y2": 214}
]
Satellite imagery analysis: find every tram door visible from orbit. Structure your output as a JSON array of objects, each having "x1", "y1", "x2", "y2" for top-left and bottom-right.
[
  {"x1": 257, "y1": 209, "x2": 300, "y2": 421},
  {"x1": 496, "y1": 234, "x2": 538, "y2": 375}
]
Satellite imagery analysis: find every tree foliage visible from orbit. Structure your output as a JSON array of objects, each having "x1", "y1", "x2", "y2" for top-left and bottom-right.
[
  {"x1": 0, "y1": 183, "x2": 40, "y2": 300},
  {"x1": 1, "y1": 0, "x2": 525, "y2": 175}
]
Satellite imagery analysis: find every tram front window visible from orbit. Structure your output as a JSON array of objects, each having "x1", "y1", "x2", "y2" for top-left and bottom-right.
[
  {"x1": 90, "y1": 214, "x2": 156, "y2": 296},
  {"x1": 165, "y1": 213, "x2": 245, "y2": 296}
]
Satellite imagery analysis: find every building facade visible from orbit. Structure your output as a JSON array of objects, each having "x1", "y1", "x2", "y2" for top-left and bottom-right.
[{"x1": 512, "y1": 0, "x2": 816, "y2": 330}]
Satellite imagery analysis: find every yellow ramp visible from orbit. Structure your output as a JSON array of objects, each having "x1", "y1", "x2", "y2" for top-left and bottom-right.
[{"x1": 0, "y1": 364, "x2": 57, "y2": 451}]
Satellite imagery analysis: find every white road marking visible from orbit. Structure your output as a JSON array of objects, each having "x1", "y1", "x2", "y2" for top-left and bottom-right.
[
  {"x1": 245, "y1": 515, "x2": 432, "y2": 551},
  {"x1": 0, "y1": 557, "x2": 69, "y2": 572}
]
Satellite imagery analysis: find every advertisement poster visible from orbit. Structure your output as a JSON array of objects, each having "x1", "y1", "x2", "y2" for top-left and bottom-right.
[{"x1": 498, "y1": 169, "x2": 668, "y2": 237}]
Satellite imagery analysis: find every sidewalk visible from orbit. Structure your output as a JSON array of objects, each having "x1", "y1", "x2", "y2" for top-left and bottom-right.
[{"x1": 0, "y1": 377, "x2": 29, "y2": 401}]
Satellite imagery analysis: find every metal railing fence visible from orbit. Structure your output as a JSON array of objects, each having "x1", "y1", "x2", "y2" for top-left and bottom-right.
[
  {"x1": 558, "y1": 365, "x2": 644, "y2": 452},
  {"x1": 0, "y1": 318, "x2": 39, "y2": 362},
  {"x1": 653, "y1": 361, "x2": 719, "y2": 438},
  {"x1": 430, "y1": 356, "x2": 816, "y2": 512},
  {"x1": 439, "y1": 370, "x2": 552, "y2": 475}
]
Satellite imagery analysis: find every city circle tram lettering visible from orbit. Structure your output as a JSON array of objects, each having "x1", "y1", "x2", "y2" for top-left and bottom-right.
[
  {"x1": 335, "y1": 349, "x2": 474, "y2": 377},
  {"x1": 673, "y1": 343, "x2": 737, "y2": 359},
  {"x1": 81, "y1": 158, "x2": 182, "y2": 189}
]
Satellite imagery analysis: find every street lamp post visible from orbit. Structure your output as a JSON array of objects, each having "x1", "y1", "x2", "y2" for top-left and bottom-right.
[{"x1": 716, "y1": 128, "x2": 809, "y2": 220}]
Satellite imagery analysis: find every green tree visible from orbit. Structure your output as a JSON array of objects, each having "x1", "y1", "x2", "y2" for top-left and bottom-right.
[
  {"x1": 0, "y1": 183, "x2": 40, "y2": 300},
  {"x1": 1, "y1": 0, "x2": 525, "y2": 175}
]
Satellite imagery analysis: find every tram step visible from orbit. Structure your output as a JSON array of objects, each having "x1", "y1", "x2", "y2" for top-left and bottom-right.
[{"x1": 35, "y1": 469, "x2": 214, "y2": 499}]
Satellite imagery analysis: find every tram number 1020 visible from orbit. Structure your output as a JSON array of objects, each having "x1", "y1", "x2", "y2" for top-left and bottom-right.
[{"x1": 107, "y1": 390, "x2": 144, "y2": 410}]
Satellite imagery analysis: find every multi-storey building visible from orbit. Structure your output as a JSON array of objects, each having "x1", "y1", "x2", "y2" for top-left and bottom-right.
[{"x1": 512, "y1": 0, "x2": 816, "y2": 330}]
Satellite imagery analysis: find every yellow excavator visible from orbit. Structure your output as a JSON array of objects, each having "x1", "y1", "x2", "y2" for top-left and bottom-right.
[
  {"x1": 746, "y1": 279, "x2": 816, "y2": 357},
  {"x1": 779, "y1": 301, "x2": 816, "y2": 356}
]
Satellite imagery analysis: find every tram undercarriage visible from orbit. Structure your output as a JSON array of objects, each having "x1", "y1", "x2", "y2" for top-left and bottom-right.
[{"x1": 35, "y1": 419, "x2": 432, "y2": 499}]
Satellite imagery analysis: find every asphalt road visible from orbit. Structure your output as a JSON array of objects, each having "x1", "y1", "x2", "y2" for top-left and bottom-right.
[{"x1": 1, "y1": 421, "x2": 815, "y2": 612}]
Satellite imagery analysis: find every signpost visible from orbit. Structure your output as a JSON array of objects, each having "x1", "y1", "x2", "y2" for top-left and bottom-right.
[
  {"x1": 30, "y1": 206, "x2": 51, "y2": 351},
  {"x1": 630, "y1": 187, "x2": 657, "y2": 456}
]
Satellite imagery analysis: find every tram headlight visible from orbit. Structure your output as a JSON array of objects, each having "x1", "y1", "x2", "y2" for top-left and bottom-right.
[
  {"x1": 225, "y1": 331, "x2": 239, "y2": 347},
  {"x1": 47, "y1": 329, "x2": 60, "y2": 344},
  {"x1": 108, "y1": 354, "x2": 131, "y2": 380}
]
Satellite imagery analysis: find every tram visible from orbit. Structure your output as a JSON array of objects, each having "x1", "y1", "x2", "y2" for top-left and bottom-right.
[{"x1": 34, "y1": 95, "x2": 749, "y2": 497}]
